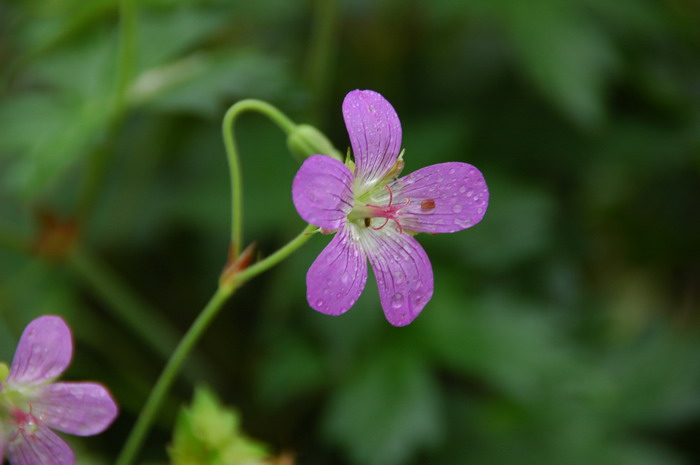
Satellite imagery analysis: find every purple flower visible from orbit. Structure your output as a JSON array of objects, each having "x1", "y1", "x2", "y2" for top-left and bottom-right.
[
  {"x1": 0, "y1": 315, "x2": 118, "y2": 465},
  {"x1": 292, "y1": 90, "x2": 488, "y2": 326}
]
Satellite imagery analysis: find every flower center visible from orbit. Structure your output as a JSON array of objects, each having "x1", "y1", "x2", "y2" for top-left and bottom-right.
[
  {"x1": 349, "y1": 185, "x2": 409, "y2": 233},
  {"x1": 7, "y1": 407, "x2": 40, "y2": 442}
]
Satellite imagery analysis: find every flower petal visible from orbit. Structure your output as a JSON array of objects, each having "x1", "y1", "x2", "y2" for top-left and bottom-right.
[
  {"x1": 343, "y1": 90, "x2": 402, "y2": 191},
  {"x1": 307, "y1": 222, "x2": 368, "y2": 316},
  {"x1": 7, "y1": 425, "x2": 74, "y2": 465},
  {"x1": 30, "y1": 382, "x2": 118, "y2": 436},
  {"x1": 292, "y1": 154, "x2": 354, "y2": 229},
  {"x1": 360, "y1": 226, "x2": 434, "y2": 326},
  {"x1": 8, "y1": 316, "x2": 72, "y2": 386},
  {"x1": 392, "y1": 162, "x2": 488, "y2": 233}
]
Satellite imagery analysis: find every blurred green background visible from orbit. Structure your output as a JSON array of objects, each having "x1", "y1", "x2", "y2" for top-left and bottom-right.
[{"x1": 1, "y1": 0, "x2": 700, "y2": 464}]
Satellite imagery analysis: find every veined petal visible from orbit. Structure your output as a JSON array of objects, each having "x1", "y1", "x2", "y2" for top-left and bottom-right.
[
  {"x1": 292, "y1": 155, "x2": 354, "y2": 229},
  {"x1": 359, "y1": 226, "x2": 434, "y2": 326},
  {"x1": 7, "y1": 425, "x2": 74, "y2": 465},
  {"x1": 30, "y1": 382, "x2": 118, "y2": 436},
  {"x1": 307, "y1": 222, "x2": 367, "y2": 316},
  {"x1": 343, "y1": 90, "x2": 402, "y2": 192},
  {"x1": 392, "y1": 162, "x2": 488, "y2": 233},
  {"x1": 8, "y1": 316, "x2": 72, "y2": 386}
]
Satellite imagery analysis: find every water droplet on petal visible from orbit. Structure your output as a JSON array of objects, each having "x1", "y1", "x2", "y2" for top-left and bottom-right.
[
  {"x1": 316, "y1": 299, "x2": 324, "y2": 307},
  {"x1": 459, "y1": 186, "x2": 467, "y2": 194},
  {"x1": 477, "y1": 207, "x2": 484, "y2": 214},
  {"x1": 449, "y1": 168, "x2": 456, "y2": 175},
  {"x1": 466, "y1": 189, "x2": 474, "y2": 197},
  {"x1": 340, "y1": 272, "x2": 350, "y2": 284},
  {"x1": 452, "y1": 205, "x2": 462, "y2": 213},
  {"x1": 391, "y1": 293, "x2": 404, "y2": 308},
  {"x1": 394, "y1": 272, "x2": 404, "y2": 284}
]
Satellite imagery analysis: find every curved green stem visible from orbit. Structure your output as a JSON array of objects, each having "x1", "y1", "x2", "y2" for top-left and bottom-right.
[
  {"x1": 222, "y1": 100, "x2": 297, "y2": 258},
  {"x1": 114, "y1": 223, "x2": 316, "y2": 465}
]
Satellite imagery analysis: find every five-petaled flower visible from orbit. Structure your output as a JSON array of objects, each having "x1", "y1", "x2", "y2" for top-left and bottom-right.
[
  {"x1": 292, "y1": 89, "x2": 489, "y2": 326},
  {"x1": 0, "y1": 315, "x2": 118, "y2": 464}
]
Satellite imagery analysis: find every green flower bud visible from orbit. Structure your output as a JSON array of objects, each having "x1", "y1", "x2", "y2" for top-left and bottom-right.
[{"x1": 287, "y1": 124, "x2": 343, "y2": 162}]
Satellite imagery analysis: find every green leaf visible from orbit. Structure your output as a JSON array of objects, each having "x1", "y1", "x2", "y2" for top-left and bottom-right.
[{"x1": 169, "y1": 387, "x2": 270, "y2": 465}]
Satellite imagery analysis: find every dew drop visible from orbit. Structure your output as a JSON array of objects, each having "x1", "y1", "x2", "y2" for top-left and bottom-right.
[
  {"x1": 316, "y1": 299, "x2": 324, "y2": 307},
  {"x1": 391, "y1": 293, "x2": 404, "y2": 308},
  {"x1": 459, "y1": 186, "x2": 467, "y2": 193},
  {"x1": 454, "y1": 217, "x2": 472, "y2": 228},
  {"x1": 394, "y1": 272, "x2": 405, "y2": 284},
  {"x1": 449, "y1": 168, "x2": 456, "y2": 175},
  {"x1": 477, "y1": 207, "x2": 484, "y2": 214},
  {"x1": 340, "y1": 272, "x2": 350, "y2": 284},
  {"x1": 466, "y1": 190, "x2": 474, "y2": 197},
  {"x1": 452, "y1": 205, "x2": 463, "y2": 213}
]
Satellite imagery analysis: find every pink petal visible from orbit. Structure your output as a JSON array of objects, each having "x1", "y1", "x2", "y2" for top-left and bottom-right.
[
  {"x1": 7, "y1": 425, "x2": 74, "y2": 465},
  {"x1": 307, "y1": 222, "x2": 368, "y2": 316},
  {"x1": 392, "y1": 162, "x2": 488, "y2": 233},
  {"x1": 292, "y1": 155, "x2": 354, "y2": 229},
  {"x1": 8, "y1": 316, "x2": 72, "y2": 386},
  {"x1": 30, "y1": 382, "x2": 118, "y2": 436},
  {"x1": 362, "y1": 226, "x2": 434, "y2": 326},
  {"x1": 342, "y1": 90, "x2": 402, "y2": 190}
]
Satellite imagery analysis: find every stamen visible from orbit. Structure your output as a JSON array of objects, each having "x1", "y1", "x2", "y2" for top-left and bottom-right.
[
  {"x1": 372, "y1": 218, "x2": 389, "y2": 230},
  {"x1": 363, "y1": 185, "x2": 408, "y2": 234}
]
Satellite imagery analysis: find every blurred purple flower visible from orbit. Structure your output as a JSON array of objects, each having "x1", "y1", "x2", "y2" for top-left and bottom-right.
[
  {"x1": 292, "y1": 89, "x2": 489, "y2": 326},
  {"x1": 0, "y1": 315, "x2": 118, "y2": 465}
]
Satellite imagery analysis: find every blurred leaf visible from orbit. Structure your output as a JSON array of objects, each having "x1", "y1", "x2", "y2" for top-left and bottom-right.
[
  {"x1": 130, "y1": 50, "x2": 291, "y2": 117},
  {"x1": 0, "y1": 33, "x2": 115, "y2": 197},
  {"x1": 323, "y1": 343, "x2": 443, "y2": 465},
  {"x1": 136, "y1": 6, "x2": 229, "y2": 70},
  {"x1": 256, "y1": 334, "x2": 325, "y2": 409}
]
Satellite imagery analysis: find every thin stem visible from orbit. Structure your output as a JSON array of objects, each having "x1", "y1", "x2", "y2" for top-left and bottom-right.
[
  {"x1": 114, "y1": 285, "x2": 232, "y2": 465},
  {"x1": 114, "y1": 0, "x2": 137, "y2": 117},
  {"x1": 221, "y1": 100, "x2": 297, "y2": 258},
  {"x1": 232, "y1": 224, "x2": 317, "y2": 286},
  {"x1": 115, "y1": 223, "x2": 316, "y2": 465}
]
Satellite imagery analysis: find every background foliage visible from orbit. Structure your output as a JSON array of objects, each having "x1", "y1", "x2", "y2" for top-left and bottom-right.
[{"x1": 1, "y1": 0, "x2": 700, "y2": 464}]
